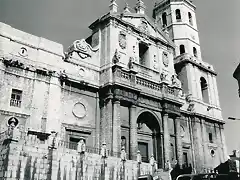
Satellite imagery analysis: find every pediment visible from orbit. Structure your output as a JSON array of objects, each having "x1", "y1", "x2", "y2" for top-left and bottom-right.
[{"x1": 120, "y1": 13, "x2": 174, "y2": 47}]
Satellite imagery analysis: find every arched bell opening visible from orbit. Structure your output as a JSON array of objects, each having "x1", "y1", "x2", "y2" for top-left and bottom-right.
[{"x1": 137, "y1": 111, "x2": 163, "y2": 168}]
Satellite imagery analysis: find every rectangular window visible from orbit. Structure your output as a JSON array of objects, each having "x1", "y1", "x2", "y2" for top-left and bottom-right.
[
  {"x1": 69, "y1": 137, "x2": 80, "y2": 150},
  {"x1": 65, "y1": 129, "x2": 87, "y2": 150},
  {"x1": 183, "y1": 152, "x2": 188, "y2": 166},
  {"x1": 10, "y1": 89, "x2": 22, "y2": 107},
  {"x1": 138, "y1": 142, "x2": 149, "y2": 163},
  {"x1": 139, "y1": 42, "x2": 149, "y2": 66},
  {"x1": 209, "y1": 133, "x2": 213, "y2": 143}
]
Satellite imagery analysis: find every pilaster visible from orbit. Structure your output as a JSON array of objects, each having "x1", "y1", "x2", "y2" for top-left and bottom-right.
[
  {"x1": 100, "y1": 98, "x2": 113, "y2": 150},
  {"x1": 175, "y1": 116, "x2": 183, "y2": 166},
  {"x1": 112, "y1": 99, "x2": 121, "y2": 156},
  {"x1": 201, "y1": 120, "x2": 208, "y2": 168},
  {"x1": 219, "y1": 125, "x2": 228, "y2": 161},
  {"x1": 129, "y1": 104, "x2": 138, "y2": 160},
  {"x1": 163, "y1": 112, "x2": 170, "y2": 168},
  {"x1": 191, "y1": 117, "x2": 204, "y2": 172},
  {"x1": 46, "y1": 76, "x2": 62, "y2": 133}
]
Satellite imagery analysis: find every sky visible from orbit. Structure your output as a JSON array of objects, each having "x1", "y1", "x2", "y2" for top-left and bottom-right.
[{"x1": 0, "y1": 0, "x2": 239, "y2": 153}]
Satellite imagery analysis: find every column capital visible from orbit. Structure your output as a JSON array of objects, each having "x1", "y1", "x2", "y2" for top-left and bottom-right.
[
  {"x1": 175, "y1": 115, "x2": 182, "y2": 121},
  {"x1": 162, "y1": 112, "x2": 168, "y2": 117},
  {"x1": 112, "y1": 98, "x2": 121, "y2": 104},
  {"x1": 130, "y1": 103, "x2": 137, "y2": 108}
]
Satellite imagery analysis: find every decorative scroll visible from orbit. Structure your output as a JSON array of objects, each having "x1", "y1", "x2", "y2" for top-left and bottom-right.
[{"x1": 64, "y1": 39, "x2": 99, "y2": 60}]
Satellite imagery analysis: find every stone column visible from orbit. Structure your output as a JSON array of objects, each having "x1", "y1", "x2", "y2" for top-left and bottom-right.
[
  {"x1": 129, "y1": 104, "x2": 138, "y2": 160},
  {"x1": 175, "y1": 116, "x2": 183, "y2": 166},
  {"x1": 112, "y1": 99, "x2": 121, "y2": 156},
  {"x1": 163, "y1": 112, "x2": 170, "y2": 169},
  {"x1": 191, "y1": 117, "x2": 204, "y2": 173},
  {"x1": 100, "y1": 98, "x2": 113, "y2": 151}
]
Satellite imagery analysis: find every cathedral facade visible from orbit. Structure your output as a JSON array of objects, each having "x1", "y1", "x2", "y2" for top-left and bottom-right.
[{"x1": 0, "y1": 0, "x2": 227, "y2": 179}]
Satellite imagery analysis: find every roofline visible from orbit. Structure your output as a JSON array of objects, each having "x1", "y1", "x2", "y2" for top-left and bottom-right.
[
  {"x1": 174, "y1": 58, "x2": 217, "y2": 76},
  {"x1": 154, "y1": 0, "x2": 196, "y2": 12},
  {"x1": 233, "y1": 63, "x2": 240, "y2": 79},
  {"x1": 88, "y1": 12, "x2": 176, "y2": 49}
]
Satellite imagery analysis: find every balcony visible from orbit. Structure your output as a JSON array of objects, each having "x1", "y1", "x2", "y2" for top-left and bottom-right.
[
  {"x1": 10, "y1": 99, "x2": 21, "y2": 108},
  {"x1": 112, "y1": 66, "x2": 182, "y2": 101},
  {"x1": 132, "y1": 62, "x2": 159, "y2": 81}
]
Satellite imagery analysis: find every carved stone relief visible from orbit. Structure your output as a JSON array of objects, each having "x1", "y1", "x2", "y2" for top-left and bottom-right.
[
  {"x1": 153, "y1": 54, "x2": 158, "y2": 70},
  {"x1": 162, "y1": 51, "x2": 169, "y2": 67},
  {"x1": 138, "y1": 20, "x2": 149, "y2": 34},
  {"x1": 79, "y1": 68, "x2": 86, "y2": 77},
  {"x1": 180, "y1": 125, "x2": 185, "y2": 138},
  {"x1": 72, "y1": 102, "x2": 87, "y2": 119},
  {"x1": 118, "y1": 31, "x2": 127, "y2": 49}
]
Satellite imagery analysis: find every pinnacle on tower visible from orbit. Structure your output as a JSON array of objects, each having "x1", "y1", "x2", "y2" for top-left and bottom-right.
[
  {"x1": 135, "y1": 0, "x2": 145, "y2": 14},
  {"x1": 123, "y1": 2, "x2": 131, "y2": 13},
  {"x1": 109, "y1": 0, "x2": 118, "y2": 13}
]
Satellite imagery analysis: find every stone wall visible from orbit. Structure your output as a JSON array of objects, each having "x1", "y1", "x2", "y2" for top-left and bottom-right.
[
  {"x1": 0, "y1": 130, "x2": 153, "y2": 180},
  {"x1": 0, "y1": 131, "x2": 9, "y2": 179}
]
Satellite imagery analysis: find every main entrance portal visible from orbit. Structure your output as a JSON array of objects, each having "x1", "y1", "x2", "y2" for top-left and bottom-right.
[{"x1": 137, "y1": 111, "x2": 163, "y2": 167}]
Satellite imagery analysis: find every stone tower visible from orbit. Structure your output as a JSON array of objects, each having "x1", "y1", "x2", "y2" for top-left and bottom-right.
[
  {"x1": 153, "y1": 0, "x2": 201, "y2": 59},
  {"x1": 153, "y1": 0, "x2": 228, "y2": 171}
]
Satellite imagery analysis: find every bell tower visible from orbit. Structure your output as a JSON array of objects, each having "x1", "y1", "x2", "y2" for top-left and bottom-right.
[
  {"x1": 153, "y1": 0, "x2": 202, "y2": 60},
  {"x1": 153, "y1": 1, "x2": 227, "y2": 171},
  {"x1": 153, "y1": 0, "x2": 222, "y2": 113}
]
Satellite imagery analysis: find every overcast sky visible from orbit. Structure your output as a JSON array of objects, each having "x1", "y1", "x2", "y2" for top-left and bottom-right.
[{"x1": 0, "y1": 0, "x2": 239, "y2": 153}]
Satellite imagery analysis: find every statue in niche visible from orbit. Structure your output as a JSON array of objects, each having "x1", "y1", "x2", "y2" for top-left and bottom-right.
[
  {"x1": 77, "y1": 138, "x2": 86, "y2": 153},
  {"x1": 120, "y1": 146, "x2": 127, "y2": 161},
  {"x1": 128, "y1": 57, "x2": 134, "y2": 69},
  {"x1": 160, "y1": 72, "x2": 168, "y2": 82},
  {"x1": 112, "y1": 49, "x2": 121, "y2": 64},
  {"x1": 171, "y1": 74, "x2": 181, "y2": 88},
  {"x1": 101, "y1": 142, "x2": 107, "y2": 157},
  {"x1": 121, "y1": 137, "x2": 126, "y2": 151}
]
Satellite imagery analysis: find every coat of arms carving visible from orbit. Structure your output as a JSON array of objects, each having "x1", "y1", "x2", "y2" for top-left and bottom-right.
[
  {"x1": 162, "y1": 51, "x2": 169, "y2": 67},
  {"x1": 138, "y1": 21, "x2": 149, "y2": 34},
  {"x1": 118, "y1": 31, "x2": 126, "y2": 49}
]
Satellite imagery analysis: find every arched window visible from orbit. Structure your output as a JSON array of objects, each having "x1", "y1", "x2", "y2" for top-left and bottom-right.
[
  {"x1": 175, "y1": 9, "x2": 182, "y2": 22},
  {"x1": 162, "y1": 12, "x2": 167, "y2": 27},
  {"x1": 200, "y1": 77, "x2": 209, "y2": 103},
  {"x1": 180, "y1": 45, "x2": 185, "y2": 54},
  {"x1": 193, "y1": 47, "x2": 197, "y2": 57},
  {"x1": 188, "y1": 12, "x2": 193, "y2": 25}
]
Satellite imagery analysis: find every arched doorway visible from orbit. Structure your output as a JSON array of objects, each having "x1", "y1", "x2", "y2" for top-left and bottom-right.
[{"x1": 137, "y1": 111, "x2": 163, "y2": 167}]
